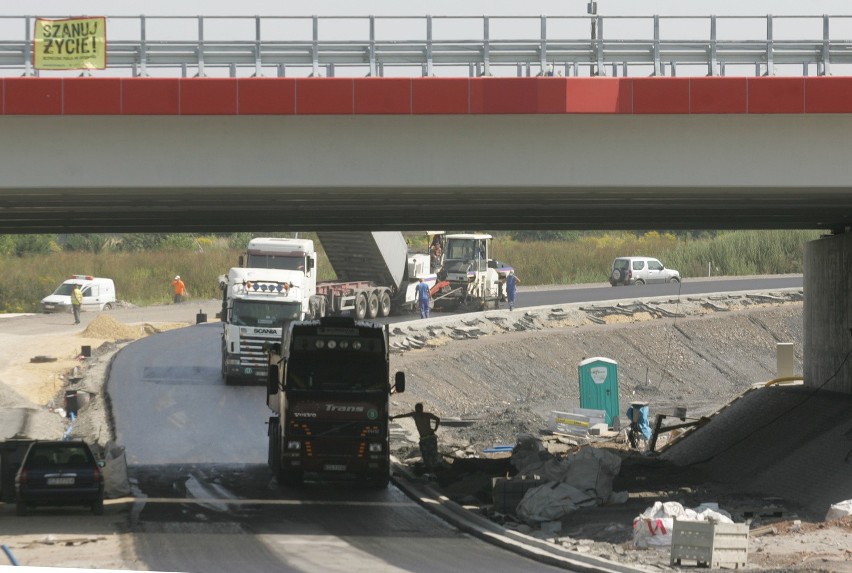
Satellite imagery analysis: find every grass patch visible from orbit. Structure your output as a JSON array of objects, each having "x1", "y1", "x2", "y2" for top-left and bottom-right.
[{"x1": 0, "y1": 230, "x2": 818, "y2": 313}]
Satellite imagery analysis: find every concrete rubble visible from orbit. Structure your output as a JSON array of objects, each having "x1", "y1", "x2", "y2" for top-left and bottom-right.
[{"x1": 388, "y1": 290, "x2": 804, "y2": 354}]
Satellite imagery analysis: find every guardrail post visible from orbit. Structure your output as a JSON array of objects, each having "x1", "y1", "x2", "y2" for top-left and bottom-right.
[
  {"x1": 196, "y1": 16, "x2": 206, "y2": 77},
  {"x1": 368, "y1": 15, "x2": 377, "y2": 77},
  {"x1": 653, "y1": 15, "x2": 662, "y2": 76},
  {"x1": 254, "y1": 16, "x2": 262, "y2": 77},
  {"x1": 765, "y1": 14, "x2": 774, "y2": 76},
  {"x1": 23, "y1": 16, "x2": 33, "y2": 77},
  {"x1": 595, "y1": 15, "x2": 605, "y2": 76},
  {"x1": 311, "y1": 15, "x2": 320, "y2": 77},
  {"x1": 820, "y1": 14, "x2": 831, "y2": 76},
  {"x1": 483, "y1": 16, "x2": 491, "y2": 77},
  {"x1": 708, "y1": 15, "x2": 718, "y2": 76},
  {"x1": 139, "y1": 15, "x2": 148, "y2": 77},
  {"x1": 539, "y1": 15, "x2": 548, "y2": 74},
  {"x1": 277, "y1": 63, "x2": 286, "y2": 77},
  {"x1": 425, "y1": 15, "x2": 434, "y2": 77}
]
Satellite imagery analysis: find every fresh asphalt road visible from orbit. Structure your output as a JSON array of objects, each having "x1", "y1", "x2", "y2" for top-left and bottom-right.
[
  {"x1": 109, "y1": 322, "x2": 570, "y2": 572},
  {"x1": 513, "y1": 275, "x2": 803, "y2": 310}
]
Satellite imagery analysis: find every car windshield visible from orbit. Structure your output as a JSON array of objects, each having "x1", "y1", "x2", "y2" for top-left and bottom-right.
[
  {"x1": 232, "y1": 300, "x2": 301, "y2": 327},
  {"x1": 52, "y1": 283, "x2": 77, "y2": 296},
  {"x1": 27, "y1": 444, "x2": 93, "y2": 467}
]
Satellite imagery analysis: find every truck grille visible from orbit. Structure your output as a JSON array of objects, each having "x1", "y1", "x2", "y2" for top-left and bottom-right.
[{"x1": 239, "y1": 333, "x2": 276, "y2": 367}]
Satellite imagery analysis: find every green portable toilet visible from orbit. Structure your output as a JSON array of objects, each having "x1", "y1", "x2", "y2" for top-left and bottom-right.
[{"x1": 578, "y1": 357, "x2": 619, "y2": 427}]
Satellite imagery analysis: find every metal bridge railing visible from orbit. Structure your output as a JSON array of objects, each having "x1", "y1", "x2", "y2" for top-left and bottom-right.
[{"x1": 1, "y1": 14, "x2": 851, "y2": 78}]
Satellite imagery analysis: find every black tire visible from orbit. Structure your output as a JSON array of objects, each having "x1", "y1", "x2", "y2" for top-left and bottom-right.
[
  {"x1": 611, "y1": 269, "x2": 622, "y2": 282},
  {"x1": 366, "y1": 292, "x2": 380, "y2": 319},
  {"x1": 634, "y1": 279, "x2": 645, "y2": 286},
  {"x1": 92, "y1": 498, "x2": 104, "y2": 515},
  {"x1": 669, "y1": 277, "x2": 681, "y2": 284},
  {"x1": 102, "y1": 302, "x2": 113, "y2": 311},
  {"x1": 365, "y1": 473, "x2": 390, "y2": 488},
  {"x1": 354, "y1": 293, "x2": 368, "y2": 320},
  {"x1": 378, "y1": 292, "x2": 392, "y2": 317},
  {"x1": 16, "y1": 496, "x2": 28, "y2": 516},
  {"x1": 221, "y1": 341, "x2": 233, "y2": 385},
  {"x1": 268, "y1": 418, "x2": 281, "y2": 474}
]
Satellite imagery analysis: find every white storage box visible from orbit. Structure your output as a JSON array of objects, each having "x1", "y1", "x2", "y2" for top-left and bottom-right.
[{"x1": 670, "y1": 520, "x2": 749, "y2": 569}]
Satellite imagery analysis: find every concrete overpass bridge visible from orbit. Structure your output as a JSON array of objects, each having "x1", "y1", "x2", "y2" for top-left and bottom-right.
[{"x1": 1, "y1": 13, "x2": 851, "y2": 394}]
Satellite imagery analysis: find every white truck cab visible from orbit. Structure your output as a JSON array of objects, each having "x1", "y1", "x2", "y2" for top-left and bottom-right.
[{"x1": 41, "y1": 275, "x2": 116, "y2": 313}]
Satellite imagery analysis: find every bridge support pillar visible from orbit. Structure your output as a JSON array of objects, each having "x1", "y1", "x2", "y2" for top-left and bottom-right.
[{"x1": 804, "y1": 232, "x2": 852, "y2": 394}]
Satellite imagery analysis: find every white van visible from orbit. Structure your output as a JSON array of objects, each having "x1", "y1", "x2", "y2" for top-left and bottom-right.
[{"x1": 41, "y1": 275, "x2": 116, "y2": 313}]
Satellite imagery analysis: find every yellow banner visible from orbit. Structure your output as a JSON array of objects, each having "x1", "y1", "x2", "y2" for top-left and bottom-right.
[{"x1": 34, "y1": 17, "x2": 106, "y2": 70}]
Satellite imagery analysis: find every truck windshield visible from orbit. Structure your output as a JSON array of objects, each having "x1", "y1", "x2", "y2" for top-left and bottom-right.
[
  {"x1": 246, "y1": 254, "x2": 305, "y2": 271},
  {"x1": 286, "y1": 353, "x2": 387, "y2": 393},
  {"x1": 232, "y1": 300, "x2": 301, "y2": 327}
]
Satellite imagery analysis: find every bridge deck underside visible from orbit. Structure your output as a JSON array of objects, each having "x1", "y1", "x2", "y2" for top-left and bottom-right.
[{"x1": 2, "y1": 187, "x2": 850, "y2": 233}]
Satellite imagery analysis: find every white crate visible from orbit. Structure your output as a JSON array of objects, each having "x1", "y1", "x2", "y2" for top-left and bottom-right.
[{"x1": 670, "y1": 520, "x2": 749, "y2": 569}]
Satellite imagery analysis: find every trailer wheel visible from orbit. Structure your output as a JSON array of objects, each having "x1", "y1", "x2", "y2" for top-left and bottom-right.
[
  {"x1": 355, "y1": 293, "x2": 368, "y2": 320},
  {"x1": 220, "y1": 341, "x2": 234, "y2": 385},
  {"x1": 378, "y1": 292, "x2": 392, "y2": 317},
  {"x1": 366, "y1": 292, "x2": 380, "y2": 319}
]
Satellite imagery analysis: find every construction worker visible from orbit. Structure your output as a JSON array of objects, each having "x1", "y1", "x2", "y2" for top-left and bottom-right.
[
  {"x1": 415, "y1": 278, "x2": 431, "y2": 319},
  {"x1": 390, "y1": 403, "x2": 442, "y2": 470},
  {"x1": 171, "y1": 275, "x2": 188, "y2": 304},
  {"x1": 506, "y1": 270, "x2": 520, "y2": 311},
  {"x1": 71, "y1": 284, "x2": 83, "y2": 324}
]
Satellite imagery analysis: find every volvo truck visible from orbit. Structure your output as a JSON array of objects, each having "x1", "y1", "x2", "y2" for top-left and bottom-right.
[{"x1": 265, "y1": 316, "x2": 405, "y2": 487}]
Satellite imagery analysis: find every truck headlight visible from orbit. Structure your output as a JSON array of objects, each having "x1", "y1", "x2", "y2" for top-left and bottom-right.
[
  {"x1": 368, "y1": 443, "x2": 383, "y2": 453},
  {"x1": 287, "y1": 440, "x2": 301, "y2": 450}
]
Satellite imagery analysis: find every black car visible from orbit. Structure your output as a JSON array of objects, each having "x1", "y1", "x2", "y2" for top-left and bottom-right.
[{"x1": 15, "y1": 440, "x2": 105, "y2": 516}]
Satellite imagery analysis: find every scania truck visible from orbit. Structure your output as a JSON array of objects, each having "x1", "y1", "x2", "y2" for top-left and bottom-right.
[
  {"x1": 236, "y1": 234, "x2": 435, "y2": 319},
  {"x1": 265, "y1": 316, "x2": 405, "y2": 487},
  {"x1": 219, "y1": 266, "x2": 307, "y2": 385}
]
